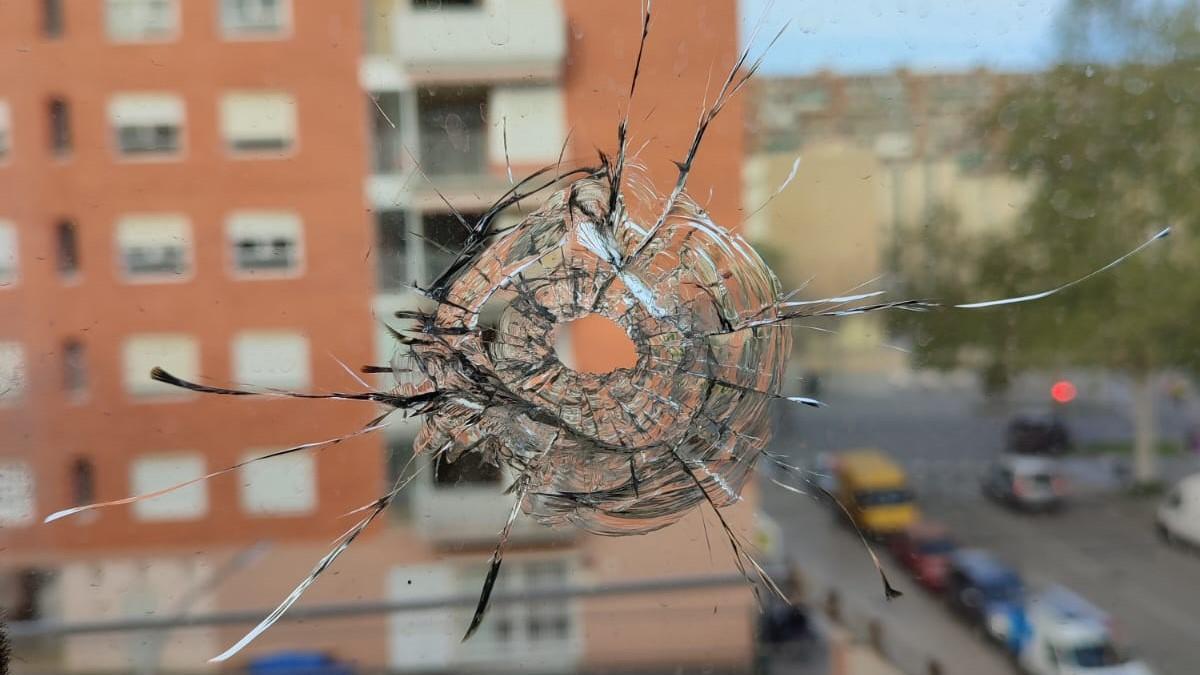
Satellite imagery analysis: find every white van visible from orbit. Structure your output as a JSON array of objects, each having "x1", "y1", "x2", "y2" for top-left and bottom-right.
[
  {"x1": 982, "y1": 454, "x2": 1068, "y2": 512},
  {"x1": 1156, "y1": 473, "x2": 1200, "y2": 547},
  {"x1": 1016, "y1": 586, "x2": 1154, "y2": 675}
]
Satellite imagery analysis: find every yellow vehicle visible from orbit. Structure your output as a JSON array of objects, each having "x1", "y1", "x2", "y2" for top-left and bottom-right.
[{"x1": 833, "y1": 449, "x2": 918, "y2": 537}]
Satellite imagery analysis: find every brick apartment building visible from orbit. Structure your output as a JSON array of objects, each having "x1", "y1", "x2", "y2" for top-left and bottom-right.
[{"x1": 0, "y1": 1, "x2": 760, "y2": 672}]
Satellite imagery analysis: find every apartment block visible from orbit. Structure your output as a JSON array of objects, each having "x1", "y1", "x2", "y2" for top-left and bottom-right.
[
  {"x1": 0, "y1": 1, "x2": 761, "y2": 672},
  {"x1": 745, "y1": 70, "x2": 1035, "y2": 375}
]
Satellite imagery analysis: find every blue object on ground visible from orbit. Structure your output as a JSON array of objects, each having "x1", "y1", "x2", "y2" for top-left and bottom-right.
[{"x1": 247, "y1": 651, "x2": 355, "y2": 675}]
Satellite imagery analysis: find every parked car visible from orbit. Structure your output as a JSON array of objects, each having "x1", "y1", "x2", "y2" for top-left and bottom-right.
[
  {"x1": 888, "y1": 521, "x2": 958, "y2": 592},
  {"x1": 247, "y1": 652, "x2": 356, "y2": 675},
  {"x1": 944, "y1": 549, "x2": 1026, "y2": 645},
  {"x1": 982, "y1": 455, "x2": 1068, "y2": 512},
  {"x1": 1156, "y1": 473, "x2": 1200, "y2": 547},
  {"x1": 1010, "y1": 585, "x2": 1155, "y2": 675},
  {"x1": 832, "y1": 449, "x2": 918, "y2": 538},
  {"x1": 1007, "y1": 413, "x2": 1073, "y2": 456}
]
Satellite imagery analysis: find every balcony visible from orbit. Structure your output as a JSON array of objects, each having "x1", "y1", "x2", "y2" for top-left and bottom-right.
[
  {"x1": 410, "y1": 454, "x2": 574, "y2": 546},
  {"x1": 393, "y1": 0, "x2": 566, "y2": 83}
]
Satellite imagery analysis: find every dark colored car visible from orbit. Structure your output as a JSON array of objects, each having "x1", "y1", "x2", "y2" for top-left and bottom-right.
[
  {"x1": 889, "y1": 521, "x2": 958, "y2": 592},
  {"x1": 944, "y1": 549, "x2": 1026, "y2": 644},
  {"x1": 1006, "y1": 413, "x2": 1073, "y2": 456}
]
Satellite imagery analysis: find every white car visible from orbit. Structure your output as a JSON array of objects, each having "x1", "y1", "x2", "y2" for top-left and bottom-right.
[
  {"x1": 1016, "y1": 586, "x2": 1154, "y2": 675},
  {"x1": 982, "y1": 454, "x2": 1068, "y2": 512},
  {"x1": 1156, "y1": 473, "x2": 1200, "y2": 547}
]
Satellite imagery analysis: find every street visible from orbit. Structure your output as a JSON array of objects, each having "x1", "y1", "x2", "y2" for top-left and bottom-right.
[{"x1": 763, "y1": 381, "x2": 1200, "y2": 675}]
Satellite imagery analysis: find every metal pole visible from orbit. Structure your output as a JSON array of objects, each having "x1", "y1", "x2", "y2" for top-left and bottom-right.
[
  {"x1": 134, "y1": 542, "x2": 272, "y2": 675},
  {"x1": 9, "y1": 569, "x2": 776, "y2": 639}
]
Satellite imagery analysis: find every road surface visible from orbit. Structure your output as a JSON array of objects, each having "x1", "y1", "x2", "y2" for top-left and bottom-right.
[{"x1": 763, "y1": 382, "x2": 1200, "y2": 675}]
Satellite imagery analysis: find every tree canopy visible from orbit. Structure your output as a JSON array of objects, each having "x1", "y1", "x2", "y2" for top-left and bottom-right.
[
  {"x1": 889, "y1": 0, "x2": 1200, "y2": 482},
  {"x1": 894, "y1": 0, "x2": 1200, "y2": 384}
]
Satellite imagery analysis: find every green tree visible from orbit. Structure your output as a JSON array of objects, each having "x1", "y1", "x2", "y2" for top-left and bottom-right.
[{"x1": 894, "y1": 0, "x2": 1200, "y2": 484}]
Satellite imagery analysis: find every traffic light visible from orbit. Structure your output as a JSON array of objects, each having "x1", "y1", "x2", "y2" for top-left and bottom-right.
[{"x1": 1051, "y1": 379, "x2": 1077, "y2": 404}]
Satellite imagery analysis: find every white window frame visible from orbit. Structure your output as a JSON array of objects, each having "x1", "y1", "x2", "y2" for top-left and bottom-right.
[
  {"x1": 0, "y1": 220, "x2": 18, "y2": 287},
  {"x1": 0, "y1": 342, "x2": 26, "y2": 407},
  {"x1": 0, "y1": 100, "x2": 12, "y2": 163},
  {"x1": 130, "y1": 453, "x2": 207, "y2": 521},
  {"x1": 105, "y1": 0, "x2": 179, "y2": 43},
  {"x1": 108, "y1": 93, "x2": 186, "y2": 160},
  {"x1": 238, "y1": 450, "x2": 316, "y2": 516},
  {"x1": 219, "y1": 91, "x2": 298, "y2": 158},
  {"x1": 388, "y1": 564, "x2": 456, "y2": 670},
  {"x1": 231, "y1": 330, "x2": 310, "y2": 389},
  {"x1": 121, "y1": 334, "x2": 199, "y2": 400},
  {"x1": 115, "y1": 213, "x2": 192, "y2": 282},
  {"x1": 455, "y1": 556, "x2": 582, "y2": 668},
  {"x1": 220, "y1": 0, "x2": 292, "y2": 40},
  {"x1": 0, "y1": 458, "x2": 35, "y2": 526},
  {"x1": 487, "y1": 85, "x2": 566, "y2": 166},
  {"x1": 226, "y1": 211, "x2": 304, "y2": 278}
]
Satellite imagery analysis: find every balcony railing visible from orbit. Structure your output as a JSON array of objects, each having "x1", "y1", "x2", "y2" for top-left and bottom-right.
[{"x1": 412, "y1": 480, "x2": 574, "y2": 546}]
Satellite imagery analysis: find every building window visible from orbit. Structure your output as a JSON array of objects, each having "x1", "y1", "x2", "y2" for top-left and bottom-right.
[
  {"x1": 227, "y1": 211, "x2": 303, "y2": 276},
  {"x1": 433, "y1": 451, "x2": 501, "y2": 488},
  {"x1": 412, "y1": 0, "x2": 481, "y2": 9},
  {"x1": 421, "y1": 211, "x2": 474, "y2": 285},
  {"x1": 845, "y1": 76, "x2": 907, "y2": 111},
  {"x1": 418, "y1": 87, "x2": 487, "y2": 176},
  {"x1": 122, "y1": 334, "x2": 199, "y2": 398},
  {"x1": 0, "y1": 459, "x2": 35, "y2": 525},
  {"x1": 220, "y1": 91, "x2": 297, "y2": 156},
  {"x1": 376, "y1": 210, "x2": 408, "y2": 292},
  {"x1": 460, "y1": 559, "x2": 576, "y2": 652},
  {"x1": 108, "y1": 93, "x2": 185, "y2": 158},
  {"x1": 115, "y1": 213, "x2": 192, "y2": 280},
  {"x1": 63, "y1": 338, "x2": 87, "y2": 396},
  {"x1": 130, "y1": 453, "x2": 207, "y2": 521},
  {"x1": 232, "y1": 331, "x2": 310, "y2": 389},
  {"x1": 106, "y1": 0, "x2": 178, "y2": 42},
  {"x1": 792, "y1": 85, "x2": 829, "y2": 113},
  {"x1": 221, "y1": 0, "x2": 290, "y2": 38},
  {"x1": 488, "y1": 86, "x2": 567, "y2": 166},
  {"x1": 43, "y1": 0, "x2": 65, "y2": 38},
  {"x1": 0, "y1": 100, "x2": 11, "y2": 160},
  {"x1": 70, "y1": 457, "x2": 96, "y2": 506},
  {"x1": 56, "y1": 219, "x2": 79, "y2": 277},
  {"x1": 0, "y1": 342, "x2": 26, "y2": 406},
  {"x1": 238, "y1": 450, "x2": 316, "y2": 515},
  {"x1": 385, "y1": 437, "x2": 414, "y2": 515},
  {"x1": 370, "y1": 92, "x2": 404, "y2": 173},
  {"x1": 48, "y1": 97, "x2": 71, "y2": 157},
  {"x1": 0, "y1": 220, "x2": 18, "y2": 285},
  {"x1": 1, "y1": 569, "x2": 53, "y2": 621},
  {"x1": 525, "y1": 560, "x2": 573, "y2": 642}
]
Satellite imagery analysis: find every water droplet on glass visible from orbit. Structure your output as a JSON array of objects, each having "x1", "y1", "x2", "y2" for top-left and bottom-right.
[
  {"x1": 673, "y1": 43, "x2": 688, "y2": 77},
  {"x1": 1123, "y1": 76, "x2": 1151, "y2": 96},
  {"x1": 443, "y1": 114, "x2": 469, "y2": 152},
  {"x1": 486, "y1": 9, "x2": 510, "y2": 46}
]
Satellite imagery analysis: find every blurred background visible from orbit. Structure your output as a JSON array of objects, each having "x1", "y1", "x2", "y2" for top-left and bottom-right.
[{"x1": 1, "y1": 0, "x2": 1199, "y2": 674}]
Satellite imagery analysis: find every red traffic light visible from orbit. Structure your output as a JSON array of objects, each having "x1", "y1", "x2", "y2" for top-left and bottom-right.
[{"x1": 1051, "y1": 380, "x2": 1077, "y2": 404}]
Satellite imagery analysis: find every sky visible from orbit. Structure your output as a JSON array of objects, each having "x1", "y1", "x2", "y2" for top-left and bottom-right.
[{"x1": 740, "y1": 0, "x2": 1070, "y2": 75}]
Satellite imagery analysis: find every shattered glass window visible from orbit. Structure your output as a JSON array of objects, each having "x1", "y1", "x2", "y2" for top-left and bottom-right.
[{"x1": 1, "y1": 2, "x2": 1193, "y2": 675}]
